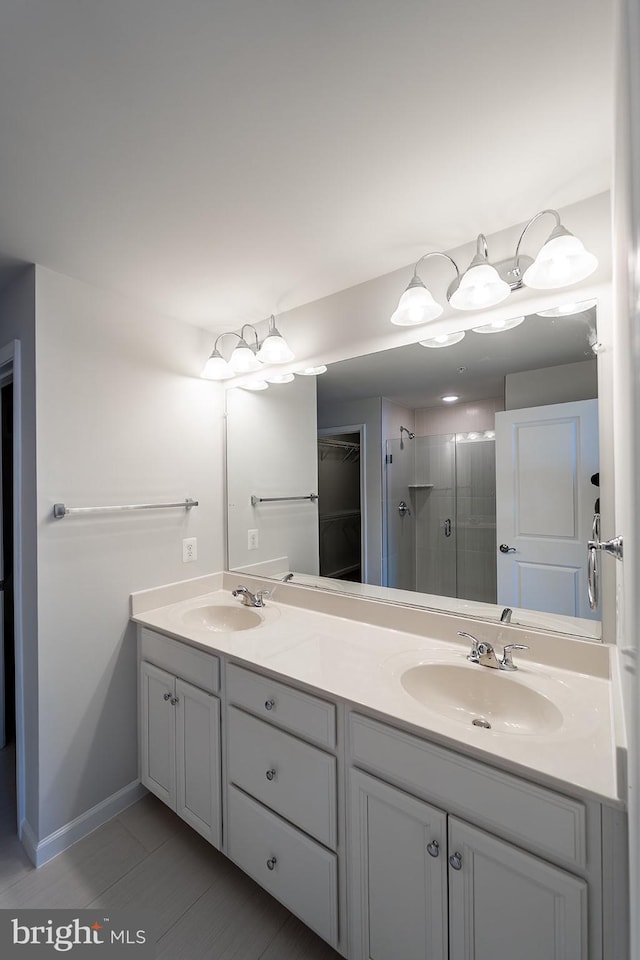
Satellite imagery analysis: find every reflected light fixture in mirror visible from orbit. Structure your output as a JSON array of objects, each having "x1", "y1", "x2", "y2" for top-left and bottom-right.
[
  {"x1": 419, "y1": 331, "x2": 466, "y2": 348},
  {"x1": 442, "y1": 394, "x2": 459, "y2": 403},
  {"x1": 265, "y1": 372, "x2": 295, "y2": 384},
  {"x1": 242, "y1": 379, "x2": 269, "y2": 391},
  {"x1": 472, "y1": 316, "x2": 525, "y2": 334},
  {"x1": 536, "y1": 298, "x2": 598, "y2": 317},
  {"x1": 297, "y1": 365, "x2": 328, "y2": 376},
  {"x1": 390, "y1": 209, "x2": 598, "y2": 328}
]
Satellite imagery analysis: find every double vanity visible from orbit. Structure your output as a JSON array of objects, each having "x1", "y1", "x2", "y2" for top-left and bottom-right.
[{"x1": 131, "y1": 572, "x2": 627, "y2": 960}]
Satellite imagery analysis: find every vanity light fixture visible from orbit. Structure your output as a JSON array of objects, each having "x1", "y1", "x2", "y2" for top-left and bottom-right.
[
  {"x1": 419, "y1": 331, "x2": 466, "y2": 349},
  {"x1": 256, "y1": 315, "x2": 295, "y2": 364},
  {"x1": 229, "y1": 325, "x2": 262, "y2": 373},
  {"x1": 390, "y1": 210, "x2": 598, "y2": 327},
  {"x1": 471, "y1": 316, "x2": 525, "y2": 334},
  {"x1": 201, "y1": 333, "x2": 238, "y2": 380},
  {"x1": 297, "y1": 365, "x2": 328, "y2": 376},
  {"x1": 536, "y1": 298, "x2": 598, "y2": 317},
  {"x1": 442, "y1": 395, "x2": 459, "y2": 403}
]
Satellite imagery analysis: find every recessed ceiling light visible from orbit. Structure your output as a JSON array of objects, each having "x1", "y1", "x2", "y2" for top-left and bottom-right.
[
  {"x1": 297, "y1": 365, "x2": 328, "y2": 376},
  {"x1": 536, "y1": 298, "x2": 597, "y2": 317},
  {"x1": 442, "y1": 395, "x2": 459, "y2": 403},
  {"x1": 472, "y1": 316, "x2": 524, "y2": 334},
  {"x1": 418, "y1": 331, "x2": 466, "y2": 349}
]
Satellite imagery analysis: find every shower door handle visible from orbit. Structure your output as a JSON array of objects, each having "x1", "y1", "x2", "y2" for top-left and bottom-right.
[
  {"x1": 398, "y1": 501, "x2": 410, "y2": 517},
  {"x1": 444, "y1": 519, "x2": 452, "y2": 537}
]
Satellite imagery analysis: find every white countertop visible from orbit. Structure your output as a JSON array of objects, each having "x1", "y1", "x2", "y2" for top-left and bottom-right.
[{"x1": 132, "y1": 577, "x2": 623, "y2": 807}]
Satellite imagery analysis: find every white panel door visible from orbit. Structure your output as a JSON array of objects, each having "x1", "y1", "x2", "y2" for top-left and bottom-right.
[
  {"x1": 349, "y1": 769, "x2": 448, "y2": 960},
  {"x1": 175, "y1": 678, "x2": 221, "y2": 849},
  {"x1": 140, "y1": 661, "x2": 176, "y2": 809},
  {"x1": 495, "y1": 399, "x2": 599, "y2": 618},
  {"x1": 448, "y1": 817, "x2": 587, "y2": 960}
]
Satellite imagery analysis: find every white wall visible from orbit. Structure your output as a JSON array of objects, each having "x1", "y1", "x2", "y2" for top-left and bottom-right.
[
  {"x1": 226, "y1": 376, "x2": 319, "y2": 577},
  {"x1": 505, "y1": 360, "x2": 598, "y2": 409},
  {"x1": 33, "y1": 267, "x2": 226, "y2": 840},
  {"x1": 0, "y1": 267, "x2": 39, "y2": 835},
  {"x1": 415, "y1": 398, "x2": 504, "y2": 437},
  {"x1": 381, "y1": 399, "x2": 415, "y2": 443}
]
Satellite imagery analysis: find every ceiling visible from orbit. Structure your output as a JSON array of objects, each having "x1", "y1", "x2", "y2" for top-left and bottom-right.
[
  {"x1": 0, "y1": 1, "x2": 613, "y2": 330},
  {"x1": 317, "y1": 307, "x2": 598, "y2": 408}
]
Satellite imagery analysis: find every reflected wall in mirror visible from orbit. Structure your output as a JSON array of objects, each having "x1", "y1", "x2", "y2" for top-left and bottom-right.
[{"x1": 226, "y1": 304, "x2": 602, "y2": 639}]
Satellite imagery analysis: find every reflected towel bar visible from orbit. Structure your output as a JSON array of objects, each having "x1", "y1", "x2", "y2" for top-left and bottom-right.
[
  {"x1": 251, "y1": 494, "x2": 319, "y2": 506},
  {"x1": 53, "y1": 498, "x2": 198, "y2": 519}
]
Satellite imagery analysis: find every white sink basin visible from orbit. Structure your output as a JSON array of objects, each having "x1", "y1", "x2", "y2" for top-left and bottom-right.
[
  {"x1": 180, "y1": 604, "x2": 263, "y2": 633},
  {"x1": 400, "y1": 663, "x2": 563, "y2": 735}
]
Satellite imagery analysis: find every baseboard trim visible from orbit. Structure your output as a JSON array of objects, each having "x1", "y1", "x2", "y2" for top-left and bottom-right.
[{"x1": 20, "y1": 780, "x2": 148, "y2": 867}]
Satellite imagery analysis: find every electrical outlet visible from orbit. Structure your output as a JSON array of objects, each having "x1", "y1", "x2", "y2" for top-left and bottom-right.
[
  {"x1": 182, "y1": 537, "x2": 197, "y2": 562},
  {"x1": 247, "y1": 529, "x2": 259, "y2": 551}
]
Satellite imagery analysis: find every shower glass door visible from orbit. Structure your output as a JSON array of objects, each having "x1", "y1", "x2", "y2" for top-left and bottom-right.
[{"x1": 413, "y1": 434, "x2": 456, "y2": 598}]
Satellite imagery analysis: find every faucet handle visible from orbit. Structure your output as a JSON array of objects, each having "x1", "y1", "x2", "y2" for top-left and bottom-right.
[
  {"x1": 501, "y1": 643, "x2": 529, "y2": 671},
  {"x1": 458, "y1": 631, "x2": 480, "y2": 662}
]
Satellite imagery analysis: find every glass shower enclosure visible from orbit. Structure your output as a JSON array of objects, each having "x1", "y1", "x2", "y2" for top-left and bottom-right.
[{"x1": 384, "y1": 432, "x2": 497, "y2": 603}]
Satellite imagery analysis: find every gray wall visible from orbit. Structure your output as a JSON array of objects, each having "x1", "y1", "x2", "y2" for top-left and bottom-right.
[{"x1": 505, "y1": 360, "x2": 597, "y2": 410}]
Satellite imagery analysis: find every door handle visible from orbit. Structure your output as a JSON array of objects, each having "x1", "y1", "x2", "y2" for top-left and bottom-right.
[
  {"x1": 444, "y1": 518, "x2": 452, "y2": 538},
  {"x1": 499, "y1": 544, "x2": 516, "y2": 554}
]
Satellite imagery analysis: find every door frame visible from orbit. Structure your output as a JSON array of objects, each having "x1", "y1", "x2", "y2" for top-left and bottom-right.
[
  {"x1": 317, "y1": 424, "x2": 367, "y2": 583},
  {"x1": 0, "y1": 340, "x2": 24, "y2": 832}
]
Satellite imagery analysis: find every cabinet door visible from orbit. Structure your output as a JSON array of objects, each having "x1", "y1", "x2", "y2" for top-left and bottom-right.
[
  {"x1": 140, "y1": 661, "x2": 176, "y2": 809},
  {"x1": 349, "y1": 769, "x2": 448, "y2": 960},
  {"x1": 448, "y1": 817, "x2": 588, "y2": 960},
  {"x1": 175, "y1": 678, "x2": 221, "y2": 849}
]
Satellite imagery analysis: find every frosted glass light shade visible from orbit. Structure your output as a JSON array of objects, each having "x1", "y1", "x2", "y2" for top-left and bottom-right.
[
  {"x1": 257, "y1": 327, "x2": 295, "y2": 364},
  {"x1": 265, "y1": 372, "x2": 295, "y2": 384},
  {"x1": 202, "y1": 350, "x2": 233, "y2": 380},
  {"x1": 297, "y1": 365, "x2": 327, "y2": 376},
  {"x1": 229, "y1": 340, "x2": 261, "y2": 373},
  {"x1": 391, "y1": 282, "x2": 443, "y2": 326},
  {"x1": 242, "y1": 380, "x2": 269, "y2": 391},
  {"x1": 419, "y1": 331, "x2": 466, "y2": 348},
  {"x1": 449, "y1": 263, "x2": 511, "y2": 311},
  {"x1": 522, "y1": 235, "x2": 598, "y2": 289}
]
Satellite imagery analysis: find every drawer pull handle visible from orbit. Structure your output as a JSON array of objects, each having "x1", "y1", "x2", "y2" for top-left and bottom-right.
[
  {"x1": 426, "y1": 840, "x2": 440, "y2": 858},
  {"x1": 163, "y1": 693, "x2": 171, "y2": 701},
  {"x1": 449, "y1": 852, "x2": 463, "y2": 870},
  {"x1": 266, "y1": 857, "x2": 277, "y2": 871},
  {"x1": 265, "y1": 768, "x2": 277, "y2": 781},
  {"x1": 264, "y1": 699, "x2": 275, "y2": 711}
]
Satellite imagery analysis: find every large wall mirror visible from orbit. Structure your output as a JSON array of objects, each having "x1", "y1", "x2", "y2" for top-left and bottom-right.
[{"x1": 226, "y1": 301, "x2": 603, "y2": 640}]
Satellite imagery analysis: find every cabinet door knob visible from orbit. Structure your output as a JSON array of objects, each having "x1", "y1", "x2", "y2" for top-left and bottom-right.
[
  {"x1": 170, "y1": 696, "x2": 179, "y2": 705},
  {"x1": 264, "y1": 698, "x2": 275, "y2": 711},
  {"x1": 163, "y1": 692, "x2": 171, "y2": 701},
  {"x1": 266, "y1": 857, "x2": 277, "y2": 871},
  {"x1": 265, "y1": 768, "x2": 277, "y2": 781},
  {"x1": 426, "y1": 840, "x2": 440, "y2": 858},
  {"x1": 449, "y1": 852, "x2": 463, "y2": 870}
]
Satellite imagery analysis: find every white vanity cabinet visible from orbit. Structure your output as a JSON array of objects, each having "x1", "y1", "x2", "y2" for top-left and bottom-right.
[
  {"x1": 348, "y1": 712, "x2": 600, "y2": 960},
  {"x1": 139, "y1": 629, "x2": 222, "y2": 849},
  {"x1": 225, "y1": 663, "x2": 340, "y2": 949}
]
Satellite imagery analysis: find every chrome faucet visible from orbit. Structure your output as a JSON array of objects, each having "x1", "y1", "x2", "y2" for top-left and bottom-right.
[
  {"x1": 280, "y1": 573, "x2": 294, "y2": 582},
  {"x1": 232, "y1": 585, "x2": 269, "y2": 608},
  {"x1": 458, "y1": 631, "x2": 529, "y2": 671}
]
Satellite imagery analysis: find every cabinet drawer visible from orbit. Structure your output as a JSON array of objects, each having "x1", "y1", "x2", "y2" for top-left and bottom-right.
[
  {"x1": 227, "y1": 706, "x2": 337, "y2": 849},
  {"x1": 227, "y1": 785, "x2": 338, "y2": 948},
  {"x1": 226, "y1": 662, "x2": 336, "y2": 747},
  {"x1": 349, "y1": 712, "x2": 587, "y2": 871},
  {"x1": 139, "y1": 628, "x2": 219, "y2": 693}
]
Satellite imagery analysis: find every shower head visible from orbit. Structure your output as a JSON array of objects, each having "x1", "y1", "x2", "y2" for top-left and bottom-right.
[{"x1": 400, "y1": 426, "x2": 415, "y2": 440}]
